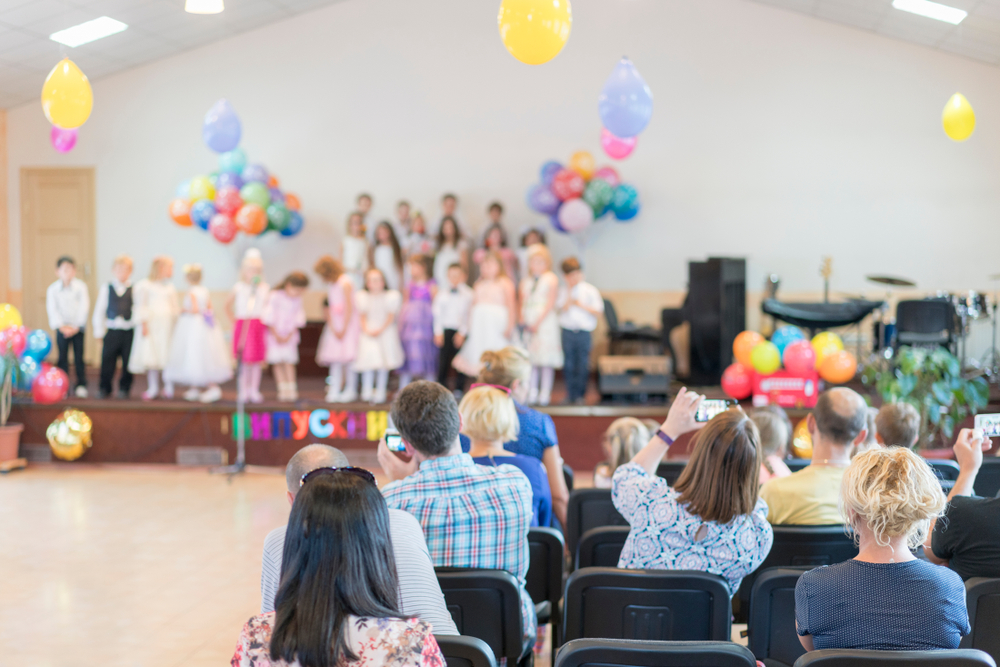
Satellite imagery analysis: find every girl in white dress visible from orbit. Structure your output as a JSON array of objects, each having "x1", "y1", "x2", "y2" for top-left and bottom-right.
[
  {"x1": 341, "y1": 211, "x2": 369, "y2": 290},
  {"x1": 129, "y1": 256, "x2": 180, "y2": 400},
  {"x1": 369, "y1": 220, "x2": 404, "y2": 292},
  {"x1": 453, "y1": 251, "x2": 516, "y2": 378},
  {"x1": 163, "y1": 264, "x2": 232, "y2": 403},
  {"x1": 520, "y1": 244, "x2": 563, "y2": 406},
  {"x1": 262, "y1": 271, "x2": 309, "y2": 402},
  {"x1": 352, "y1": 268, "x2": 403, "y2": 404},
  {"x1": 433, "y1": 215, "x2": 470, "y2": 288}
]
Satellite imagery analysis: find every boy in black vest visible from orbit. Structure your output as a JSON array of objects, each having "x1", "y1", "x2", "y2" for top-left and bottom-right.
[{"x1": 92, "y1": 255, "x2": 135, "y2": 398}]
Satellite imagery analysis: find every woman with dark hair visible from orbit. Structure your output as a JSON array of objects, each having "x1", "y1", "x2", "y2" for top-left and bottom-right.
[
  {"x1": 231, "y1": 469, "x2": 445, "y2": 667},
  {"x1": 612, "y1": 388, "x2": 773, "y2": 594}
]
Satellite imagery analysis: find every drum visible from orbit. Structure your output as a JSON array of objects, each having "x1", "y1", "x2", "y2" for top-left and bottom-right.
[{"x1": 962, "y1": 291, "x2": 989, "y2": 320}]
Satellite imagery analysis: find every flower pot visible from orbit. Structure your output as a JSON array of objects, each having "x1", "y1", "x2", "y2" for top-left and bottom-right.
[{"x1": 0, "y1": 423, "x2": 23, "y2": 462}]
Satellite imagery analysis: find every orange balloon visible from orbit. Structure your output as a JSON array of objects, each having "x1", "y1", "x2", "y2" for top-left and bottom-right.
[
  {"x1": 267, "y1": 175, "x2": 279, "y2": 188},
  {"x1": 818, "y1": 350, "x2": 857, "y2": 384},
  {"x1": 284, "y1": 193, "x2": 301, "y2": 211},
  {"x1": 733, "y1": 330, "x2": 764, "y2": 367},
  {"x1": 169, "y1": 198, "x2": 192, "y2": 227},
  {"x1": 235, "y1": 203, "x2": 267, "y2": 235}
]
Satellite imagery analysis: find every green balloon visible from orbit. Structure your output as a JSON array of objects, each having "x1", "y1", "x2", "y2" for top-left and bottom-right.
[
  {"x1": 240, "y1": 182, "x2": 270, "y2": 208},
  {"x1": 583, "y1": 178, "x2": 614, "y2": 217},
  {"x1": 266, "y1": 203, "x2": 291, "y2": 231}
]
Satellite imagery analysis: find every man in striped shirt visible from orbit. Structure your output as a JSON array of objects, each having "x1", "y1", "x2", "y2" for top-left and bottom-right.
[
  {"x1": 259, "y1": 443, "x2": 457, "y2": 635},
  {"x1": 378, "y1": 381, "x2": 536, "y2": 655}
]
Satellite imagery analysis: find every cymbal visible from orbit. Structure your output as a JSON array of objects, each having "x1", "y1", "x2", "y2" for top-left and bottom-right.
[{"x1": 866, "y1": 275, "x2": 916, "y2": 287}]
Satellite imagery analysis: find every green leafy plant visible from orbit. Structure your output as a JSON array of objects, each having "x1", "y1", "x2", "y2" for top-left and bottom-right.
[
  {"x1": 0, "y1": 344, "x2": 14, "y2": 427},
  {"x1": 861, "y1": 346, "x2": 989, "y2": 448}
]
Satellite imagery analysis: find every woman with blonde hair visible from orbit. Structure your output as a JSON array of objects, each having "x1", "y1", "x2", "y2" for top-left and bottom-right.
[
  {"x1": 460, "y1": 385, "x2": 552, "y2": 526},
  {"x1": 594, "y1": 418, "x2": 650, "y2": 489},
  {"x1": 794, "y1": 446, "x2": 969, "y2": 652}
]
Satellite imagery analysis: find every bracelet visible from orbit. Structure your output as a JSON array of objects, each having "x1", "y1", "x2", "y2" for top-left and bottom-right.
[{"x1": 656, "y1": 430, "x2": 674, "y2": 446}]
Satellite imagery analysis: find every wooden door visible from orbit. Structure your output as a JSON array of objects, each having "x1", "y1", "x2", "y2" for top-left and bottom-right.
[{"x1": 20, "y1": 168, "x2": 97, "y2": 364}]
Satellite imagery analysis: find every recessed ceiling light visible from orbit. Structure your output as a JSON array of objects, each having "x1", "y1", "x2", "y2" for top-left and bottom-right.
[
  {"x1": 891, "y1": 0, "x2": 967, "y2": 25},
  {"x1": 50, "y1": 16, "x2": 128, "y2": 47},
  {"x1": 185, "y1": 0, "x2": 225, "y2": 14}
]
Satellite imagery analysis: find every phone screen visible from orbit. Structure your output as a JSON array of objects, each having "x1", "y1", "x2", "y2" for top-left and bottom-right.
[
  {"x1": 975, "y1": 413, "x2": 1000, "y2": 438},
  {"x1": 385, "y1": 430, "x2": 406, "y2": 452},
  {"x1": 695, "y1": 399, "x2": 733, "y2": 423}
]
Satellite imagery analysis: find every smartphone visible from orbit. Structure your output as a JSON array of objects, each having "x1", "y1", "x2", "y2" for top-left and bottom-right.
[
  {"x1": 695, "y1": 399, "x2": 735, "y2": 422},
  {"x1": 384, "y1": 428, "x2": 412, "y2": 462},
  {"x1": 974, "y1": 413, "x2": 1000, "y2": 438}
]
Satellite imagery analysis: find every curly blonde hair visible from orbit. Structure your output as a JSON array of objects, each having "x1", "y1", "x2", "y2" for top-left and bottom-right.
[{"x1": 840, "y1": 447, "x2": 946, "y2": 550}]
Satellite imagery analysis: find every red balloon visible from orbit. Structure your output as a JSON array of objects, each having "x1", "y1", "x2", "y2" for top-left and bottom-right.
[
  {"x1": 783, "y1": 339, "x2": 817, "y2": 375},
  {"x1": 209, "y1": 214, "x2": 237, "y2": 244},
  {"x1": 721, "y1": 363, "x2": 754, "y2": 400},
  {"x1": 551, "y1": 168, "x2": 585, "y2": 201},
  {"x1": 214, "y1": 186, "x2": 243, "y2": 216},
  {"x1": 32, "y1": 365, "x2": 69, "y2": 404},
  {"x1": 3, "y1": 325, "x2": 27, "y2": 356}
]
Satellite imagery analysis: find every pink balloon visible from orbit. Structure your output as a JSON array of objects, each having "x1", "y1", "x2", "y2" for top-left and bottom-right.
[
  {"x1": 557, "y1": 198, "x2": 594, "y2": 233},
  {"x1": 214, "y1": 186, "x2": 242, "y2": 216},
  {"x1": 601, "y1": 127, "x2": 637, "y2": 160},
  {"x1": 209, "y1": 214, "x2": 237, "y2": 243},
  {"x1": 783, "y1": 339, "x2": 817, "y2": 375},
  {"x1": 50, "y1": 126, "x2": 77, "y2": 153},
  {"x1": 593, "y1": 166, "x2": 621, "y2": 187}
]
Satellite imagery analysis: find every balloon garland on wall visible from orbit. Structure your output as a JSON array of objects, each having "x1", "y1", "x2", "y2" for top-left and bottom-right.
[
  {"x1": 168, "y1": 100, "x2": 304, "y2": 243},
  {"x1": 41, "y1": 58, "x2": 92, "y2": 153},
  {"x1": 598, "y1": 57, "x2": 652, "y2": 160}
]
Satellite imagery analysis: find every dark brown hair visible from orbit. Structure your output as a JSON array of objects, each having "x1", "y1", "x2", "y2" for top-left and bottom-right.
[
  {"x1": 276, "y1": 271, "x2": 310, "y2": 291},
  {"x1": 314, "y1": 256, "x2": 344, "y2": 282},
  {"x1": 561, "y1": 257, "x2": 581, "y2": 274},
  {"x1": 488, "y1": 201, "x2": 504, "y2": 214},
  {"x1": 674, "y1": 410, "x2": 762, "y2": 524},
  {"x1": 436, "y1": 215, "x2": 462, "y2": 249},
  {"x1": 370, "y1": 220, "x2": 403, "y2": 274}
]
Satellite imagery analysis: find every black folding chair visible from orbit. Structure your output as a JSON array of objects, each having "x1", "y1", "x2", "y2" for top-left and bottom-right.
[
  {"x1": 604, "y1": 299, "x2": 661, "y2": 355},
  {"x1": 527, "y1": 527, "x2": 565, "y2": 662},
  {"x1": 435, "y1": 568, "x2": 527, "y2": 665},
  {"x1": 555, "y1": 638, "x2": 758, "y2": 667},
  {"x1": 656, "y1": 461, "x2": 687, "y2": 486},
  {"x1": 961, "y1": 577, "x2": 1000, "y2": 666},
  {"x1": 436, "y1": 635, "x2": 498, "y2": 667},
  {"x1": 926, "y1": 459, "x2": 961, "y2": 481},
  {"x1": 974, "y1": 459, "x2": 1000, "y2": 498},
  {"x1": 786, "y1": 459, "x2": 810, "y2": 473},
  {"x1": 792, "y1": 649, "x2": 995, "y2": 666},
  {"x1": 747, "y1": 568, "x2": 807, "y2": 667},
  {"x1": 566, "y1": 489, "x2": 627, "y2": 564},
  {"x1": 895, "y1": 299, "x2": 956, "y2": 348},
  {"x1": 575, "y1": 525, "x2": 629, "y2": 569},
  {"x1": 562, "y1": 463, "x2": 575, "y2": 492}
]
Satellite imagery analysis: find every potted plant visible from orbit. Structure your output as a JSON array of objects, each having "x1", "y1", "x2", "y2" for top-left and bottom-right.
[
  {"x1": 861, "y1": 346, "x2": 989, "y2": 449},
  {"x1": 0, "y1": 342, "x2": 22, "y2": 462}
]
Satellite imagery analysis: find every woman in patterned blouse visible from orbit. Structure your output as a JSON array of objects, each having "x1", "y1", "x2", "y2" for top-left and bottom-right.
[
  {"x1": 611, "y1": 387, "x2": 774, "y2": 595},
  {"x1": 231, "y1": 468, "x2": 445, "y2": 667}
]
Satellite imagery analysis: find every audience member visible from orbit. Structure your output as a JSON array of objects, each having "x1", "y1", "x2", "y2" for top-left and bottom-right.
[
  {"x1": 460, "y1": 384, "x2": 553, "y2": 527},
  {"x1": 926, "y1": 428, "x2": 999, "y2": 579},
  {"x1": 379, "y1": 381, "x2": 536, "y2": 655},
  {"x1": 875, "y1": 402, "x2": 920, "y2": 449},
  {"x1": 760, "y1": 388, "x2": 868, "y2": 525},
  {"x1": 855, "y1": 406, "x2": 880, "y2": 456},
  {"x1": 557, "y1": 257, "x2": 604, "y2": 405},
  {"x1": 750, "y1": 406, "x2": 792, "y2": 485},
  {"x1": 795, "y1": 447, "x2": 968, "y2": 651},
  {"x1": 234, "y1": 467, "x2": 446, "y2": 667},
  {"x1": 259, "y1": 444, "x2": 456, "y2": 635},
  {"x1": 612, "y1": 388, "x2": 773, "y2": 594},
  {"x1": 593, "y1": 417, "x2": 650, "y2": 489}
]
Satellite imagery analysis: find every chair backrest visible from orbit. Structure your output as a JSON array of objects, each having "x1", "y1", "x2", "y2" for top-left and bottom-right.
[
  {"x1": 786, "y1": 459, "x2": 810, "y2": 473},
  {"x1": 435, "y1": 634, "x2": 498, "y2": 667},
  {"x1": 526, "y1": 527, "x2": 565, "y2": 613},
  {"x1": 563, "y1": 463, "x2": 575, "y2": 492},
  {"x1": 604, "y1": 298, "x2": 620, "y2": 332},
  {"x1": 576, "y1": 525, "x2": 630, "y2": 569},
  {"x1": 974, "y1": 459, "x2": 1000, "y2": 498},
  {"x1": 566, "y1": 489, "x2": 628, "y2": 560},
  {"x1": 961, "y1": 577, "x2": 1000, "y2": 665},
  {"x1": 562, "y1": 567, "x2": 732, "y2": 643},
  {"x1": 747, "y1": 568, "x2": 807, "y2": 667},
  {"x1": 896, "y1": 300, "x2": 955, "y2": 336},
  {"x1": 554, "y1": 638, "x2": 758, "y2": 667},
  {"x1": 927, "y1": 459, "x2": 961, "y2": 482},
  {"x1": 792, "y1": 649, "x2": 996, "y2": 666},
  {"x1": 655, "y1": 461, "x2": 687, "y2": 486},
  {"x1": 435, "y1": 569, "x2": 524, "y2": 662}
]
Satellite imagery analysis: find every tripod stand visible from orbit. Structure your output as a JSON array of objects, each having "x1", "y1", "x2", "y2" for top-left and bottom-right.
[{"x1": 979, "y1": 276, "x2": 1000, "y2": 383}]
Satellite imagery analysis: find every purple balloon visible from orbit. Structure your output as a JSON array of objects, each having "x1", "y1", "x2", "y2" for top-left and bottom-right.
[
  {"x1": 526, "y1": 183, "x2": 560, "y2": 216},
  {"x1": 550, "y1": 213, "x2": 567, "y2": 233},
  {"x1": 242, "y1": 164, "x2": 268, "y2": 184},
  {"x1": 51, "y1": 126, "x2": 77, "y2": 153},
  {"x1": 217, "y1": 171, "x2": 244, "y2": 191},
  {"x1": 598, "y1": 57, "x2": 653, "y2": 138},
  {"x1": 202, "y1": 99, "x2": 242, "y2": 153},
  {"x1": 269, "y1": 188, "x2": 285, "y2": 205},
  {"x1": 540, "y1": 161, "x2": 562, "y2": 187}
]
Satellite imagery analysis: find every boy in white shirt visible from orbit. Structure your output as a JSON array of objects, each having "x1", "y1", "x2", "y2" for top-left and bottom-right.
[
  {"x1": 557, "y1": 257, "x2": 604, "y2": 405},
  {"x1": 92, "y1": 255, "x2": 136, "y2": 399},
  {"x1": 46, "y1": 256, "x2": 90, "y2": 398},
  {"x1": 432, "y1": 263, "x2": 473, "y2": 394}
]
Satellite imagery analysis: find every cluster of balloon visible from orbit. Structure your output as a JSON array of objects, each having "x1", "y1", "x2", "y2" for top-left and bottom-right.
[
  {"x1": 942, "y1": 93, "x2": 975, "y2": 142},
  {"x1": 41, "y1": 58, "x2": 92, "y2": 154},
  {"x1": 526, "y1": 151, "x2": 641, "y2": 235},
  {"x1": 168, "y1": 100, "x2": 304, "y2": 243},
  {"x1": 497, "y1": 0, "x2": 572, "y2": 65},
  {"x1": 721, "y1": 327, "x2": 858, "y2": 400},
  {"x1": 598, "y1": 57, "x2": 653, "y2": 160},
  {"x1": 0, "y1": 303, "x2": 68, "y2": 404}
]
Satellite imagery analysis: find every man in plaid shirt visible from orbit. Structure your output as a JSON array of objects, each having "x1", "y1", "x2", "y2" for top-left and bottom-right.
[{"x1": 379, "y1": 381, "x2": 536, "y2": 656}]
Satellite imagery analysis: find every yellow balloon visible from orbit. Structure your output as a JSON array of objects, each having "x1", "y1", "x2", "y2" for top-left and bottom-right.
[
  {"x1": 189, "y1": 176, "x2": 216, "y2": 202},
  {"x1": 943, "y1": 92, "x2": 975, "y2": 142},
  {"x1": 0, "y1": 303, "x2": 22, "y2": 330},
  {"x1": 41, "y1": 58, "x2": 93, "y2": 129},
  {"x1": 497, "y1": 0, "x2": 572, "y2": 66},
  {"x1": 569, "y1": 150, "x2": 595, "y2": 179},
  {"x1": 47, "y1": 409, "x2": 93, "y2": 462},
  {"x1": 791, "y1": 418, "x2": 813, "y2": 459},
  {"x1": 811, "y1": 331, "x2": 843, "y2": 368}
]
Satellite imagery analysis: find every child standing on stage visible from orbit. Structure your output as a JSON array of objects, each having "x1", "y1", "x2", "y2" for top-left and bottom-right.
[
  {"x1": 47, "y1": 256, "x2": 90, "y2": 398},
  {"x1": 315, "y1": 256, "x2": 361, "y2": 403},
  {"x1": 263, "y1": 271, "x2": 309, "y2": 402},
  {"x1": 517, "y1": 228, "x2": 546, "y2": 288},
  {"x1": 433, "y1": 215, "x2": 469, "y2": 288},
  {"x1": 129, "y1": 256, "x2": 179, "y2": 400},
  {"x1": 473, "y1": 222, "x2": 519, "y2": 284},
  {"x1": 520, "y1": 244, "x2": 563, "y2": 406},
  {"x1": 433, "y1": 263, "x2": 473, "y2": 393},
  {"x1": 369, "y1": 220, "x2": 403, "y2": 292},
  {"x1": 557, "y1": 256, "x2": 603, "y2": 405},
  {"x1": 353, "y1": 268, "x2": 403, "y2": 404},
  {"x1": 163, "y1": 264, "x2": 232, "y2": 403},
  {"x1": 341, "y1": 211, "x2": 369, "y2": 289},
  {"x1": 453, "y1": 251, "x2": 516, "y2": 378},
  {"x1": 94, "y1": 255, "x2": 136, "y2": 398},
  {"x1": 226, "y1": 248, "x2": 270, "y2": 403},
  {"x1": 398, "y1": 254, "x2": 438, "y2": 389}
]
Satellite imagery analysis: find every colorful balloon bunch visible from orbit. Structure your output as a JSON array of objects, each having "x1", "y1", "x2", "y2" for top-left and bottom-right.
[
  {"x1": 41, "y1": 58, "x2": 92, "y2": 154},
  {"x1": 598, "y1": 58, "x2": 653, "y2": 160},
  {"x1": 168, "y1": 100, "x2": 304, "y2": 243},
  {"x1": 721, "y1": 327, "x2": 858, "y2": 400},
  {"x1": 0, "y1": 304, "x2": 69, "y2": 404},
  {"x1": 526, "y1": 150, "x2": 640, "y2": 234}
]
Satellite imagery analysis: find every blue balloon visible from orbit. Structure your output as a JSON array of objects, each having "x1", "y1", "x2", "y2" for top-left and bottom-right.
[
  {"x1": 269, "y1": 188, "x2": 285, "y2": 205},
  {"x1": 219, "y1": 148, "x2": 247, "y2": 174},
  {"x1": 550, "y1": 212, "x2": 567, "y2": 234},
  {"x1": 611, "y1": 183, "x2": 640, "y2": 220},
  {"x1": 281, "y1": 210, "x2": 304, "y2": 237},
  {"x1": 22, "y1": 329, "x2": 52, "y2": 361},
  {"x1": 17, "y1": 356, "x2": 41, "y2": 391},
  {"x1": 176, "y1": 179, "x2": 191, "y2": 199},
  {"x1": 242, "y1": 164, "x2": 268, "y2": 184},
  {"x1": 526, "y1": 183, "x2": 561, "y2": 215},
  {"x1": 539, "y1": 161, "x2": 563, "y2": 187},
  {"x1": 771, "y1": 326, "x2": 805, "y2": 358},
  {"x1": 202, "y1": 99, "x2": 242, "y2": 153},
  {"x1": 190, "y1": 200, "x2": 216, "y2": 230},
  {"x1": 217, "y1": 171, "x2": 243, "y2": 191},
  {"x1": 598, "y1": 57, "x2": 653, "y2": 139}
]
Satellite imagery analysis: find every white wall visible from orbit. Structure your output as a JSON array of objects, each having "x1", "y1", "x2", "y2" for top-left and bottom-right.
[{"x1": 8, "y1": 0, "x2": 1000, "y2": 297}]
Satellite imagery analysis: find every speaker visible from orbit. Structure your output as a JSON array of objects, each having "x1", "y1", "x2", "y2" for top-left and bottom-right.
[{"x1": 685, "y1": 257, "x2": 745, "y2": 385}]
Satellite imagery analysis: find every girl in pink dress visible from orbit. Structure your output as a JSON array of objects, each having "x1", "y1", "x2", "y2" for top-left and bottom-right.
[
  {"x1": 225, "y1": 249, "x2": 270, "y2": 403},
  {"x1": 262, "y1": 271, "x2": 309, "y2": 402},
  {"x1": 315, "y1": 256, "x2": 361, "y2": 403},
  {"x1": 398, "y1": 254, "x2": 438, "y2": 389}
]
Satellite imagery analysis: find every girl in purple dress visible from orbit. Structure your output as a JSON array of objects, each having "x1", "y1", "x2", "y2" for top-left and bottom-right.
[{"x1": 397, "y1": 254, "x2": 438, "y2": 389}]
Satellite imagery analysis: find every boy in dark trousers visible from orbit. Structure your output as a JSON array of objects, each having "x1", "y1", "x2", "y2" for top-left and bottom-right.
[
  {"x1": 92, "y1": 255, "x2": 135, "y2": 398},
  {"x1": 46, "y1": 256, "x2": 90, "y2": 398}
]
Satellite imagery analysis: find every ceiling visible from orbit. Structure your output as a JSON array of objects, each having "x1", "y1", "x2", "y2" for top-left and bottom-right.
[
  {"x1": 0, "y1": 0, "x2": 343, "y2": 108},
  {"x1": 749, "y1": 0, "x2": 1000, "y2": 65}
]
